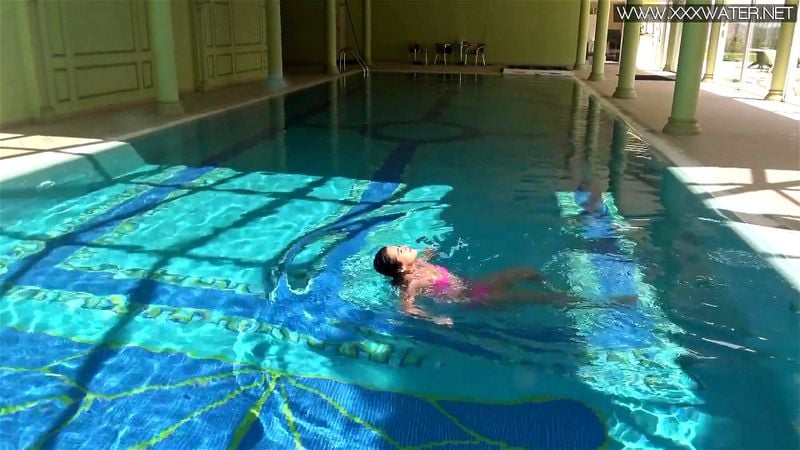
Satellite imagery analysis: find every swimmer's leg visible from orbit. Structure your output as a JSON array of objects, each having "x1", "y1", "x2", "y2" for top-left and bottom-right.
[
  {"x1": 481, "y1": 268, "x2": 545, "y2": 291},
  {"x1": 480, "y1": 290, "x2": 576, "y2": 307}
]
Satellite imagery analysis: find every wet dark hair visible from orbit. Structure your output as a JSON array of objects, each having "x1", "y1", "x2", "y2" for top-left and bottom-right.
[{"x1": 373, "y1": 247, "x2": 404, "y2": 285}]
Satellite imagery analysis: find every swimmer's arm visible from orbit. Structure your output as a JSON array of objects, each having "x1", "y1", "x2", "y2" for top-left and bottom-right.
[{"x1": 402, "y1": 283, "x2": 453, "y2": 326}]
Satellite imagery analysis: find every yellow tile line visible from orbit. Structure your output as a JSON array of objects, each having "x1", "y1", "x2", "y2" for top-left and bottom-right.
[
  {"x1": 426, "y1": 399, "x2": 512, "y2": 450},
  {"x1": 131, "y1": 373, "x2": 267, "y2": 449},
  {"x1": 31, "y1": 397, "x2": 95, "y2": 450},
  {"x1": 0, "y1": 395, "x2": 74, "y2": 416},
  {"x1": 92, "y1": 369, "x2": 262, "y2": 402},
  {"x1": 0, "y1": 364, "x2": 89, "y2": 395},
  {"x1": 284, "y1": 376, "x2": 402, "y2": 450},
  {"x1": 227, "y1": 374, "x2": 278, "y2": 450},
  {"x1": 278, "y1": 378, "x2": 304, "y2": 450}
]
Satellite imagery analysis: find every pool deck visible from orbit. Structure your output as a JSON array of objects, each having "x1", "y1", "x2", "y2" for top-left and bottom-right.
[
  {"x1": 0, "y1": 66, "x2": 357, "y2": 143},
  {"x1": 0, "y1": 66, "x2": 358, "y2": 183},
  {"x1": 1, "y1": 62, "x2": 798, "y2": 289},
  {"x1": 574, "y1": 63, "x2": 800, "y2": 290},
  {"x1": 371, "y1": 62, "x2": 504, "y2": 75}
]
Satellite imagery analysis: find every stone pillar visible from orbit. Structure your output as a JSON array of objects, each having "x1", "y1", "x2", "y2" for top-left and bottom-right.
[
  {"x1": 147, "y1": 0, "x2": 184, "y2": 115},
  {"x1": 363, "y1": 0, "x2": 372, "y2": 64},
  {"x1": 663, "y1": 0, "x2": 710, "y2": 135},
  {"x1": 574, "y1": 0, "x2": 591, "y2": 70},
  {"x1": 17, "y1": 0, "x2": 54, "y2": 120},
  {"x1": 326, "y1": 0, "x2": 338, "y2": 75},
  {"x1": 702, "y1": 0, "x2": 724, "y2": 81},
  {"x1": 589, "y1": 0, "x2": 611, "y2": 81},
  {"x1": 765, "y1": 0, "x2": 798, "y2": 101},
  {"x1": 613, "y1": 0, "x2": 643, "y2": 99},
  {"x1": 266, "y1": 0, "x2": 286, "y2": 90},
  {"x1": 663, "y1": 2, "x2": 681, "y2": 71}
]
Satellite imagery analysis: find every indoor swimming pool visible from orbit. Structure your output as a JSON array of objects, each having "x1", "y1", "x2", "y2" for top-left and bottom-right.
[{"x1": 0, "y1": 74, "x2": 797, "y2": 449}]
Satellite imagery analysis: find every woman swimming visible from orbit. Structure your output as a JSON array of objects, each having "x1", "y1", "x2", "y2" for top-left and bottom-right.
[{"x1": 372, "y1": 245, "x2": 568, "y2": 325}]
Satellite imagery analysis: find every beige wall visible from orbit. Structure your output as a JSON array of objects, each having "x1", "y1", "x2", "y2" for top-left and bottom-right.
[
  {"x1": 280, "y1": 0, "x2": 581, "y2": 67},
  {"x1": 281, "y1": 0, "x2": 326, "y2": 65},
  {"x1": 371, "y1": 0, "x2": 581, "y2": 67}
]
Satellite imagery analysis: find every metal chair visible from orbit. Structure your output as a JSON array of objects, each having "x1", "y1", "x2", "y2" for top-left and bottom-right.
[
  {"x1": 466, "y1": 43, "x2": 486, "y2": 66},
  {"x1": 433, "y1": 43, "x2": 452, "y2": 65},
  {"x1": 408, "y1": 43, "x2": 428, "y2": 65}
]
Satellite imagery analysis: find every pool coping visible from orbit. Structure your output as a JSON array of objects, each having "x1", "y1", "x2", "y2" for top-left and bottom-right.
[{"x1": 572, "y1": 74, "x2": 800, "y2": 292}]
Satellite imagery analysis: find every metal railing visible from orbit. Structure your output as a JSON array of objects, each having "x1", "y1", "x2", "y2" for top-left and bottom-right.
[{"x1": 338, "y1": 47, "x2": 370, "y2": 77}]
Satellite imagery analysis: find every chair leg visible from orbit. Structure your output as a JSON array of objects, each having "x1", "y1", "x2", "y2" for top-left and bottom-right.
[{"x1": 481, "y1": 54, "x2": 486, "y2": 66}]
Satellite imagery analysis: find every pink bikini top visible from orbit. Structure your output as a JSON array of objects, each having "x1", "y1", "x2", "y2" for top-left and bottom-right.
[{"x1": 431, "y1": 265, "x2": 456, "y2": 297}]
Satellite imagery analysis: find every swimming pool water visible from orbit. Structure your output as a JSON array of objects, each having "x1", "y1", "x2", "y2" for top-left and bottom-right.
[{"x1": 1, "y1": 74, "x2": 797, "y2": 449}]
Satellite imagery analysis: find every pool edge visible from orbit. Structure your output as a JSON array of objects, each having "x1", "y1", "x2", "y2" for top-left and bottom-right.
[{"x1": 572, "y1": 74, "x2": 800, "y2": 292}]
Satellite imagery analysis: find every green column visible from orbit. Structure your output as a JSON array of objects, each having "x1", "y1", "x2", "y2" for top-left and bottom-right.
[
  {"x1": 147, "y1": 0, "x2": 183, "y2": 115},
  {"x1": 613, "y1": 0, "x2": 643, "y2": 99},
  {"x1": 574, "y1": 0, "x2": 590, "y2": 70},
  {"x1": 663, "y1": 0, "x2": 710, "y2": 135},
  {"x1": 589, "y1": 0, "x2": 611, "y2": 81},
  {"x1": 326, "y1": 0, "x2": 338, "y2": 75},
  {"x1": 363, "y1": 0, "x2": 372, "y2": 65},
  {"x1": 266, "y1": 0, "x2": 286, "y2": 90},
  {"x1": 663, "y1": 1, "x2": 681, "y2": 71},
  {"x1": 702, "y1": 0, "x2": 724, "y2": 81},
  {"x1": 16, "y1": 0, "x2": 52, "y2": 120},
  {"x1": 765, "y1": 0, "x2": 798, "y2": 101}
]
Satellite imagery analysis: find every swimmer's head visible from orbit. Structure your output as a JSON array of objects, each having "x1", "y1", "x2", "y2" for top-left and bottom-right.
[{"x1": 373, "y1": 245, "x2": 417, "y2": 283}]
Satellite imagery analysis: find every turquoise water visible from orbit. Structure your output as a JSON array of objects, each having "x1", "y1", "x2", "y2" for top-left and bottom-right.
[{"x1": 0, "y1": 74, "x2": 797, "y2": 449}]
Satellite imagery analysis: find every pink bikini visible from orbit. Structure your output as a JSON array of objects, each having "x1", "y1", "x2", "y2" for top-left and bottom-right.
[{"x1": 431, "y1": 265, "x2": 492, "y2": 303}]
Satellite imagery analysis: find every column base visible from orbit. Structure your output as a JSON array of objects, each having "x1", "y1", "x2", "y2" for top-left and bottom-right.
[
  {"x1": 267, "y1": 74, "x2": 287, "y2": 90},
  {"x1": 663, "y1": 117, "x2": 700, "y2": 135},
  {"x1": 34, "y1": 106, "x2": 57, "y2": 123},
  {"x1": 765, "y1": 89, "x2": 784, "y2": 101},
  {"x1": 588, "y1": 71, "x2": 605, "y2": 81},
  {"x1": 573, "y1": 63, "x2": 589, "y2": 71},
  {"x1": 701, "y1": 73, "x2": 715, "y2": 82},
  {"x1": 612, "y1": 87, "x2": 637, "y2": 99},
  {"x1": 157, "y1": 101, "x2": 184, "y2": 116},
  {"x1": 327, "y1": 65, "x2": 339, "y2": 75}
]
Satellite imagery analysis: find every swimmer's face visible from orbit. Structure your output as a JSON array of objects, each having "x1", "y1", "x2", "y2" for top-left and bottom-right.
[{"x1": 386, "y1": 245, "x2": 418, "y2": 267}]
